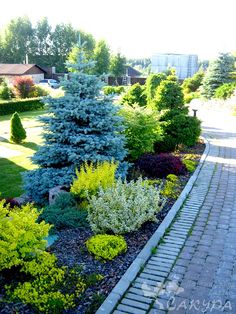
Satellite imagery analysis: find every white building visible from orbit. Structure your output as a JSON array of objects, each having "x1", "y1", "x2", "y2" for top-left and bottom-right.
[{"x1": 151, "y1": 53, "x2": 198, "y2": 80}]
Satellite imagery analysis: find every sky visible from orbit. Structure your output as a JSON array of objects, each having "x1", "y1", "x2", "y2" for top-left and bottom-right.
[{"x1": 0, "y1": 0, "x2": 235, "y2": 60}]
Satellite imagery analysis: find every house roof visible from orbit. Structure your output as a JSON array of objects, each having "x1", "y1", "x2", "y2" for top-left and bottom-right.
[
  {"x1": 126, "y1": 66, "x2": 142, "y2": 77},
  {"x1": 0, "y1": 64, "x2": 46, "y2": 75}
]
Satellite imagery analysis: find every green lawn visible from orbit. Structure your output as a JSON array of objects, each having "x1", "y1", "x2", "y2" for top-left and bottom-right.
[{"x1": 0, "y1": 110, "x2": 46, "y2": 198}]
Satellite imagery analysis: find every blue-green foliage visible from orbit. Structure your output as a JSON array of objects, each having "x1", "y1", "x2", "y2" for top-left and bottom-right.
[{"x1": 23, "y1": 48, "x2": 127, "y2": 204}]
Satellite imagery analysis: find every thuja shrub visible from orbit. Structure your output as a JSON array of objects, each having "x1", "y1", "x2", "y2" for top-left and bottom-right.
[
  {"x1": 86, "y1": 234, "x2": 127, "y2": 261},
  {"x1": 12, "y1": 76, "x2": 35, "y2": 99},
  {"x1": 121, "y1": 83, "x2": 147, "y2": 107},
  {"x1": 70, "y1": 161, "x2": 118, "y2": 200},
  {"x1": 0, "y1": 200, "x2": 50, "y2": 271},
  {"x1": 136, "y1": 153, "x2": 186, "y2": 178},
  {"x1": 88, "y1": 177, "x2": 165, "y2": 234},
  {"x1": 10, "y1": 112, "x2": 27, "y2": 144}
]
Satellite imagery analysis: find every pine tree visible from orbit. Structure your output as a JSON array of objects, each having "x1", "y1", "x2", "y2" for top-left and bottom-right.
[
  {"x1": 23, "y1": 47, "x2": 127, "y2": 204},
  {"x1": 10, "y1": 112, "x2": 26, "y2": 144},
  {"x1": 201, "y1": 53, "x2": 235, "y2": 99}
]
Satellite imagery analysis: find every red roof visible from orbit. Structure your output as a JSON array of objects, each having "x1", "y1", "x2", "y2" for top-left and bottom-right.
[{"x1": 0, "y1": 64, "x2": 46, "y2": 75}]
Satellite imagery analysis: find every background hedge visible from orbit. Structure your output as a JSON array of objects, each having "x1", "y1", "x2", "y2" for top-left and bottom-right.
[{"x1": 0, "y1": 98, "x2": 44, "y2": 115}]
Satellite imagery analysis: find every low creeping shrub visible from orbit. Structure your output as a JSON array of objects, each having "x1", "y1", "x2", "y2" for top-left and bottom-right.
[
  {"x1": 40, "y1": 193, "x2": 88, "y2": 232},
  {"x1": 86, "y1": 234, "x2": 127, "y2": 261},
  {"x1": 214, "y1": 82, "x2": 236, "y2": 100},
  {"x1": 136, "y1": 153, "x2": 186, "y2": 178},
  {"x1": 161, "y1": 174, "x2": 180, "y2": 199},
  {"x1": 183, "y1": 159, "x2": 197, "y2": 172},
  {"x1": 88, "y1": 177, "x2": 165, "y2": 234}
]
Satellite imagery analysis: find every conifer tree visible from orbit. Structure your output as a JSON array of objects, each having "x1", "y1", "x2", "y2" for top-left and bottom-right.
[
  {"x1": 23, "y1": 46, "x2": 127, "y2": 204},
  {"x1": 201, "y1": 53, "x2": 235, "y2": 99},
  {"x1": 10, "y1": 112, "x2": 26, "y2": 144}
]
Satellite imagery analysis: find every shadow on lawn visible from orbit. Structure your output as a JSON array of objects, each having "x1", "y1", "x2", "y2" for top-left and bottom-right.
[
  {"x1": 21, "y1": 141, "x2": 39, "y2": 151},
  {"x1": 0, "y1": 158, "x2": 27, "y2": 198}
]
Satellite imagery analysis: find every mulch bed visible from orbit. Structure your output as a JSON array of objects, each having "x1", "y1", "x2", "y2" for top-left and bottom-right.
[{"x1": 0, "y1": 142, "x2": 205, "y2": 314}]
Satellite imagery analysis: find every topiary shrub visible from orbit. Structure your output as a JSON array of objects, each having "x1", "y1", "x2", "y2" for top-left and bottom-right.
[
  {"x1": 10, "y1": 112, "x2": 27, "y2": 144},
  {"x1": 12, "y1": 76, "x2": 35, "y2": 99},
  {"x1": 214, "y1": 82, "x2": 236, "y2": 100},
  {"x1": 156, "y1": 113, "x2": 201, "y2": 152},
  {"x1": 39, "y1": 193, "x2": 88, "y2": 232},
  {"x1": 120, "y1": 105, "x2": 162, "y2": 161},
  {"x1": 121, "y1": 83, "x2": 147, "y2": 106},
  {"x1": 136, "y1": 153, "x2": 186, "y2": 178},
  {"x1": 87, "y1": 177, "x2": 165, "y2": 234},
  {"x1": 86, "y1": 234, "x2": 127, "y2": 261},
  {"x1": 70, "y1": 161, "x2": 117, "y2": 200}
]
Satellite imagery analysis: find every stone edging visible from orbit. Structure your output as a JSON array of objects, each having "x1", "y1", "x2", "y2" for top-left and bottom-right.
[{"x1": 96, "y1": 138, "x2": 210, "y2": 314}]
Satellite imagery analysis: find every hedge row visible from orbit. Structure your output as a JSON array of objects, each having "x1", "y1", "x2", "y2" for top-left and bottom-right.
[{"x1": 0, "y1": 98, "x2": 45, "y2": 115}]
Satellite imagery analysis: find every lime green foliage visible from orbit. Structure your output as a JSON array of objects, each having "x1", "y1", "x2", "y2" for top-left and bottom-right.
[
  {"x1": 6, "y1": 252, "x2": 87, "y2": 313},
  {"x1": 0, "y1": 200, "x2": 50, "y2": 271},
  {"x1": 40, "y1": 193, "x2": 88, "y2": 232},
  {"x1": 182, "y1": 70, "x2": 204, "y2": 93},
  {"x1": 183, "y1": 159, "x2": 197, "y2": 172},
  {"x1": 161, "y1": 174, "x2": 179, "y2": 199},
  {"x1": 121, "y1": 83, "x2": 147, "y2": 106},
  {"x1": 10, "y1": 112, "x2": 27, "y2": 143},
  {"x1": 154, "y1": 79, "x2": 185, "y2": 111},
  {"x1": 145, "y1": 73, "x2": 167, "y2": 105},
  {"x1": 70, "y1": 161, "x2": 118, "y2": 200},
  {"x1": 103, "y1": 86, "x2": 125, "y2": 95},
  {"x1": 86, "y1": 234, "x2": 127, "y2": 261},
  {"x1": 120, "y1": 105, "x2": 162, "y2": 161},
  {"x1": 184, "y1": 91, "x2": 200, "y2": 104},
  {"x1": 88, "y1": 177, "x2": 165, "y2": 234},
  {"x1": 214, "y1": 82, "x2": 236, "y2": 100}
]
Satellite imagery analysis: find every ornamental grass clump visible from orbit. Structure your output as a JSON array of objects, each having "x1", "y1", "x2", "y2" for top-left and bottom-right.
[
  {"x1": 87, "y1": 177, "x2": 165, "y2": 234},
  {"x1": 86, "y1": 234, "x2": 127, "y2": 261}
]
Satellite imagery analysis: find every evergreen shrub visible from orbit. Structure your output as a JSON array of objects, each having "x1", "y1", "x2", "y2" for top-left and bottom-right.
[
  {"x1": 121, "y1": 83, "x2": 147, "y2": 106},
  {"x1": 86, "y1": 234, "x2": 127, "y2": 261},
  {"x1": 10, "y1": 112, "x2": 27, "y2": 143},
  {"x1": 39, "y1": 193, "x2": 88, "y2": 231},
  {"x1": 120, "y1": 105, "x2": 162, "y2": 161}
]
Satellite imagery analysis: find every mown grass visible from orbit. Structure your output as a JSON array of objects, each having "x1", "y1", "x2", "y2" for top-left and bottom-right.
[{"x1": 0, "y1": 110, "x2": 46, "y2": 198}]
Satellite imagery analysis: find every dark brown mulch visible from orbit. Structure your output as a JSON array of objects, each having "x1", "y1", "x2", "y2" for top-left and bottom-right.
[{"x1": 0, "y1": 142, "x2": 205, "y2": 314}]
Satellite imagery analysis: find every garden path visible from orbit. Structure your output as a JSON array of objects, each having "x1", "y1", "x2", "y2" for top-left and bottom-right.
[{"x1": 103, "y1": 106, "x2": 236, "y2": 314}]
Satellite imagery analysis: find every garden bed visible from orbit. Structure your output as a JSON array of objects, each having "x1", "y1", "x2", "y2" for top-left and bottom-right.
[{"x1": 0, "y1": 141, "x2": 205, "y2": 314}]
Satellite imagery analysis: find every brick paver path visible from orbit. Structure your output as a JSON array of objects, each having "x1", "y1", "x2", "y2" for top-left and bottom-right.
[{"x1": 113, "y1": 109, "x2": 236, "y2": 314}]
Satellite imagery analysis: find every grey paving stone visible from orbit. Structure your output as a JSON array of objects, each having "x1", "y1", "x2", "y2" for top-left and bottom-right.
[
  {"x1": 117, "y1": 304, "x2": 147, "y2": 314},
  {"x1": 121, "y1": 298, "x2": 150, "y2": 310},
  {"x1": 125, "y1": 293, "x2": 153, "y2": 304}
]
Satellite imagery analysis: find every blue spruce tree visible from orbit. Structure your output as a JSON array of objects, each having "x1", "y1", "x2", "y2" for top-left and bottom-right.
[{"x1": 23, "y1": 47, "x2": 127, "y2": 204}]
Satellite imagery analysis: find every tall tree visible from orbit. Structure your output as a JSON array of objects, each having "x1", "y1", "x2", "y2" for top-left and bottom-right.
[
  {"x1": 31, "y1": 17, "x2": 53, "y2": 67},
  {"x1": 1, "y1": 16, "x2": 34, "y2": 63},
  {"x1": 51, "y1": 23, "x2": 78, "y2": 72},
  {"x1": 110, "y1": 53, "x2": 126, "y2": 78},
  {"x1": 23, "y1": 48, "x2": 127, "y2": 204},
  {"x1": 93, "y1": 39, "x2": 110, "y2": 74},
  {"x1": 201, "y1": 53, "x2": 235, "y2": 99}
]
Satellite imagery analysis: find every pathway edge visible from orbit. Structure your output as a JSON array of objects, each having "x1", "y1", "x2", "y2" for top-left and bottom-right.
[{"x1": 96, "y1": 137, "x2": 210, "y2": 314}]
